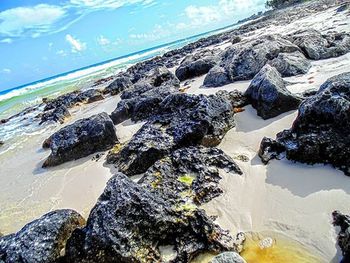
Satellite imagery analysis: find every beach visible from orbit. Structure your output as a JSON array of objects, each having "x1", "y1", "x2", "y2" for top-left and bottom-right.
[{"x1": 1, "y1": 0, "x2": 350, "y2": 262}]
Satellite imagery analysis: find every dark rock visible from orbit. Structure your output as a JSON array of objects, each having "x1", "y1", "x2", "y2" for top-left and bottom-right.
[
  {"x1": 64, "y1": 173, "x2": 236, "y2": 263},
  {"x1": 0, "y1": 119, "x2": 8, "y2": 124},
  {"x1": 337, "y1": 3, "x2": 350, "y2": 13},
  {"x1": 0, "y1": 141, "x2": 4, "y2": 146},
  {"x1": 204, "y1": 66, "x2": 231, "y2": 87},
  {"x1": 269, "y1": 51, "x2": 311, "y2": 77},
  {"x1": 43, "y1": 91, "x2": 80, "y2": 112},
  {"x1": 40, "y1": 106, "x2": 71, "y2": 125},
  {"x1": 0, "y1": 209, "x2": 85, "y2": 263},
  {"x1": 107, "y1": 93, "x2": 235, "y2": 175},
  {"x1": 216, "y1": 90, "x2": 249, "y2": 108},
  {"x1": 139, "y1": 146, "x2": 242, "y2": 205},
  {"x1": 333, "y1": 211, "x2": 350, "y2": 263},
  {"x1": 259, "y1": 72, "x2": 350, "y2": 175},
  {"x1": 43, "y1": 112, "x2": 118, "y2": 167},
  {"x1": 299, "y1": 88, "x2": 318, "y2": 98},
  {"x1": 144, "y1": 66, "x2": 180, "y2": 88},
  {"x1": 77, "y1": 89, "x2": 104, "y2": 104},
  {"x1": 103, "y1": 76, "x2": 133, "y2": 96},
  {"x1": 175, "y1": 49, "x2": 220, "y2": 81},
  {"x1": 258, "y1": 137, "x2": 286, "y2": 164},
  {"x1": 231, "y1": 36, "x2": 242, "y2": 44},
  {"x1": 211, "y1": 252, "x2": 247, "y2": 263},
  {"x1": 290, "y1": 29, "x2": 350, "y2": 60},
  {"x1": 204, "y1": 35, "x2": 301, "y2": 87},
  {"x1": 245, "y1": 65, "x2": 302, "y2": 119}
]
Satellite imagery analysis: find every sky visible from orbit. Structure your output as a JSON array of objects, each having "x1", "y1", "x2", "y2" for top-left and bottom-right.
[{"x1": 0, "y1": 0, "x2": 266, "y2": 91}]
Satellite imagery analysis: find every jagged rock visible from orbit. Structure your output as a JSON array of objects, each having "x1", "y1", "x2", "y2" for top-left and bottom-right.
[
  {"x1": 216, "y1": 90, "x2": 249, "y2": 108},
  {"x1": 40, "y1": 106, "x2": 71, "y2": 125},
  {"x1": 139, "y1": 146, "x2": 242, "y2": 205},
  {"x1": 64, "y1": 173, "x2": 235, "y2": 263},
  {"x1": 107, "y1": 93, "x2": 235, "y2": 175},
  {"x1": 289, "y1": 29, "x2": 350, "y2": 60},
  {"x1": 231, "y1": 36, "x2": 242, "y2": 44},
  {"x1": 245, "y1": 65, "x2": 302, "y2": 119},
  {"x1": 269, "y1": 51, "x2": 311, "y2": 77},
  {"x1": 77, "y1": 89, "x2": 104, "y2": 104},
  {"x1": 258, "y1": 137, "x2": 286, "y2": 164},
  {"x1": 333, "y1": 211, "x2": 350, "y2": 263},
  {"x1": 299, "y1": 88, "x2": 318, "y2": 98},
  {"x1": 103, "y1": 76, "x2": 133, "y2": 95},
  {"x1": 43, "y1": 91, "x2": 80, "y2": 111},
  {"x1": 259, "y1": 72, "x2": 350, "y2": 175},
  {"x1": 43, "y1": 112, "x2": 117, "y2": 167},
  {"x1": 211, "y1": 252, "x2": 247, "y2": 263},
  {"x1": 204, "y1": 35, "x2": 301, "y2": 87},
  {"x1": 175, "y1": 49, "x2": 220, "y2": 81},
  {"x1": 203, "y1": 66, "x2": 231, "y2": 87},
  {"x1": 144, "y1": 66, "x2": 180, "y2": 88},
  {"x1": 0, "y1": 209, "x2": 85, "y2": 263}
]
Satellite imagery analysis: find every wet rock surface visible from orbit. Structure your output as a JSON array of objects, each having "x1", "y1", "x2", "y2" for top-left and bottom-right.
[
  {"x1": 259, "y1": 72, "x2": 350, "y2": 175},
  {"x1": 0, "y1": 209, "x2": 85, "y2": 263},
  {"x1": 43, "y1": 112, "x2": 118, "y2": 167},
  {"x1": 138, "y1": 146, "x2": 242, "y2": 205},
  {"x1": 175, "y1": 49, "x2": 220, "y2": 81},
  {"x1": 107, "y1": 92, "x2": 237, "y2": 175},
  {"x1": 64, "y1": 173, "x2": 236, "y2": 263},
  {"x1": 289, "y1": 29, "x2": 350, "y2": 60},
  {"x1": 333, "y1": 211, "x2": 350, "y2": 263},
  {"x1": 245, "y1": 65, "x2": 302, "y2": 119}
]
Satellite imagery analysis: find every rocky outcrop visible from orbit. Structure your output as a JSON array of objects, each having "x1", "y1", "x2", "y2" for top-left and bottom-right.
[
  {"x1": 211, "y1": 252, "x2": 247, "y2": 263},
  {"x1": 107, "y1": 92, "x2": 237, "y2": 175},
  {"x1": 0, "y1": 210, "x2": 85, "y2": 263},
  {"x1": 39, "y1": 106, "x2": 71, "y2": 125},
  {"x1": 204, "y1": 35, "x2": 301, "y2": 87},
  {"x1": 43, "y1": 112, "x2": 118, "y2": 167},
  {"x1": 333, "y1": 211, "x2": 350, "y2": 263},
  {"x1": 259, "y1": 72, "x2": 350, "y2": 175},
  {"x1": 268, "y1": 51, "x2": 311, "y2": 77},
  {"x1": 139, "y1": 146, "x2": 242, "y2": 205},
  {"x1": 175, "y1": 49, "x2": 220, "y2": 81},
  {"x1": 103, "y1": 75, "x2": 133, "y2": 96},
  {"x1": 64, "y1": 173, "x2": 236, "y2": 263},
  {"x1": 289, "y1": 29, "x2": 350, "y2": 60},
  {"x1": 245, "y1": 65, "x2": 302, "y2": 119},
  {"x1": 77, "y1": 89, "x2": 104, "y2": 104}
]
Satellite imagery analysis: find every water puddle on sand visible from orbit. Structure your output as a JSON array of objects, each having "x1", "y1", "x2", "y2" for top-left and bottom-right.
[{"x1": 190, "y1": 232, "x2": 323, "y2": 263}]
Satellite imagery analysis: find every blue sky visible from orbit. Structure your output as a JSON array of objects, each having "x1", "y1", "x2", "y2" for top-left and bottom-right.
[{"x1": 0, "y1": 0, "x2": 266, "y2": 91}]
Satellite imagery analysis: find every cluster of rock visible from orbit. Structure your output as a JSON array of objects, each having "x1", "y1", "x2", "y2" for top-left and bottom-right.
[
  {"x1": 333, "y1": 211, "x2": 350, "y2": 263},
  {"x1": 259, "y1": 72, "x2": 350, "y2": 176}
]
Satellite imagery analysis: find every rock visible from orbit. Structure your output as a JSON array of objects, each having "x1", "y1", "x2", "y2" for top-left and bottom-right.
[
  {"x1": 299, "y1": 88, "x2": 318, "y2": 98},
  {"x1": 64, "y1": 173, "x2": 235, "y2": 263},
  {"x1": 138, "y1": 146, "x2": 242, "y2": 205},
  {"x1": 211, "y1": 252, "x2": 247, "y2": 263},
  {"x1": 0, "y1": 141, "x2": 4, "y2": 146},
  {"x1": 333, "y1": 211, "x2": 350, "y2": 263},
  {"x1": 0, "y1": 209, "x2": 85, "y2": 263},
  {"x1": 43, "y1": 91, "x2": 80, "y2": 111},
  {"x1": 337, "y1": 3, "x2": 350, "y2": 13},
  {"x1": 269, "y1": 51, "x2": 311, "y2": 77},
  {"x1": 231, "y1": 36, "x2": 242, "y2": 44},
  {"x1": 216, "y1": 90, "x2": 248, "y2": 108},
  {"x1": 245, "y1": 65, "x2": 302, "y2": 119},
  {"x1": 107, "y1": 93, "x2": 235, "y2": 175},
  {"x1": 290, "y1": 29, "x2": 350, "y2": 60},
  {"x1": 258, "y1": 137, "x2": 286, "y2": 164},
  {"x1": 175, "y1": 49, "x2": 220, "y2": 81},
  {"x1": 43, "y1": 112, "x2": 118, "y2": 167},
  {"x1": 259, "y1": 72, "x2": 350, "y2": 175},
  {"x1": 203, "y1": 66, "x2": 231, "y2": 87},
  {"x1": 204, "y1": 35, "x2": 301, "y2": 87},
  {"x1": 77, "y1": 89, "x2": 104, "y2": 104},
  {"x1": 144, "y1": 66, "x2": 180, "y2": 88},
  {"x1": 103, "y1": 76, "x2": 133, "y2": 95},
  {"x1": 39, "y1": 106, "x2": 71, "y2": 125},
  {"x1": 0, "y1": 119, "x2": 8, "y2": 124}
]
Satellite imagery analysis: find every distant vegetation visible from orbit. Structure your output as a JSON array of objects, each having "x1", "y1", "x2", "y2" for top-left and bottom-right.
[{"x1": 266, "y1": 0, "x2": 305, "y2": 9}]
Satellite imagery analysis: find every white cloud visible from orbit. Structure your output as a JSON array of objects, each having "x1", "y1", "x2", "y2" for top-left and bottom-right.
[
  {"x1": 178, "y1": 0, "x2": 266, "y2": 30},
  {"x1": 69, "y1": 0, "x2": 155, "y2": 10},
  {"x1": 0, "y1": 38, "x2": 13, "y2": 44},
  {"x1": 0, "y1": 4, "x2": 66, "y2": 37},
  {"x1": 56, "y1": 50, "x2": 67, "y2": 57},
  {"x1": 65, "y1": 34, "x2": 87, "y2": 53},
  {"x1": 2, "y1": 68, "x2": 11, "y2": 74},
  {"x1": 97, "y1": 35, "x2": 111, "y2": 46},
  {"x1": 129, "y1": 24, "x2": 169, "y2": 41}
]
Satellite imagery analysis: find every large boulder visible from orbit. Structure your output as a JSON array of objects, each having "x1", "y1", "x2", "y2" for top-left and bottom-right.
[
  {"x1": 211, "y1": 252, "x2": 247, "y2": 263},
  {"x1": 64, "y1": 173, "x2": 236, "y2": 263},
  {"x1": 40, "y1": 105, "x2": 71, "y2": 125},
  {"x1": 103, "y1": 75, "x2": 133, "y2": 96},
  {"x1": 43, "y1": 112, "x2": 118, "y2": 167},
  {"x1": 0, "y1": 210, "x2": 85, "y2": 263},
  {"x1": 333, "y1": 211, "x2": 350, "y2": 263},
  {"x1": 245, "y1": 65, "x2": 302, "y2": 119},
  {"x1": 107, "y1": 93, "x2": 236, "y2": 175},
  {"x1": 139, "y1": 146, "x2": 242, "y2": 205},
  {"x1": 268, "y1": 51, "x2": 311, "y2": 77},
  {"x1": 289, "y1": 29, "x2": 350, "y2": 60},
  {"x1": 204, "y1": 35, "x2": 301, "y2": 87},
  {"x1": 259, "y1": 72, "x2": 350, "y2": 175},
  {"x1": 175, "y1": 49, "x2": 220, "y2": 81}
]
